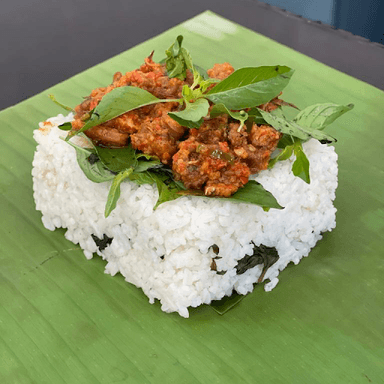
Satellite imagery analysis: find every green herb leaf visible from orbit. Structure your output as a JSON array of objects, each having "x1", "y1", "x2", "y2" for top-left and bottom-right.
[
  {"x1": 165, "y1": 35, "x2": 193, "y2": 79},
  {"x1": 205, "y1": 66, "x2": 294, "y2": 109},
  {"x1": 268, "y1": 144, "x2": 294, "y2": 169},
  {"x1": 67, "y1": 86, "x2": 180, "y2": 139},
  {"x1": 58, "y1": 122, "x2": 73, "y2": 131},
  {"x1": 91, "y1": 234, "x2": 113, "y2": 251},
  {"x1": 257, "y1": 108, "x2": 336, "y2": 143},
  {"x1": 133, "y1": 158, "x2": 163, "y2": 173},
  {"x1": 168, "y1": 98, "x2": 210, "y2": 128},
  {"x1": 66, "y1": 141, "x2": 115, "y2": 183},
  {"x1": 292, "y1": 140, "x2": 310, "y2": 183},
  {"x1": 277, "y1": 134, "x2": 294, "y2": 149},
  {"x1": 151, "y1": 171, "x2": 186, "y2": 209},
  {"x1": 128, "y1": 170, "x2": 156, "y2": 185},
  {"x1": 210, "y1": 103, "x2": 248, "y2": 126},
  {"x1": 293, "y1": 103, "x2": 354, "y2": 130},
  {"x1": 105, "y1": 168, "x2": 133, "y2": 217},
  {"x1": 246, "y1": 107, "x2": 267, "y2": 124},
  {"x1": 223, "y1": 180, "x2": 283, "y2": 210},
  {"x1": 235, "y1": 244, "x2": 279, "y2": 281},
  {"x1": 193, "y1": 64, "x2": 209, "y2": 80},
  {"x1": 48, "y1": 94, "x2": 73, "y2": 111},
  {"x1": 94, "y1": 146, "x2": 138, "y2": 173}
]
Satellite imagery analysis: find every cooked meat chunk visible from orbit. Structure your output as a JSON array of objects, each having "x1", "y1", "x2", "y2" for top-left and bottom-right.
[
  {"x1": 172, "y1": 121, "x2": 280, "y2": 197},
  {"x1": 207, "y1": 63, "x2": 235, "y2": 80},
  {"x1": 227, "y1": 123, "x2": 281, "y2": 173},
  {"x1": 249, "y1": 124, "x2": 281, "y2": 151},
  {"x1": 172, "y1": 136, "x2": 250, "y2": 196},
  {"x1": 130, "y1": 103, "x2": 186, "y2": 164}
]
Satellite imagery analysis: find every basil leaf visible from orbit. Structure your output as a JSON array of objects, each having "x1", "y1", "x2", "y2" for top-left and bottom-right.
[
  {"x1": 168, "y1": 98, "x2": 210, "y2": 128},
  {"x1": 268, "y1": 144, "x2": 294, "y2": 169},
  {"x1": 167, "y1": 116, "x2": 204, "y2": 129},
  {"x1": 49, "y1": 94, "x2": 73, "y2": 111},
  {"x1": 105, "y1": 168, "x2": 133, "y2": 217},
  {"x1": 293, "y1": 103, "x2": 354, "y2": 130},
  {"x1": 277, "y1": 134, "x2": 294, "y2": 149},
  {"x1": 127, "y1": 168, "x2": 186, "y2": 209},
  {"x1": 151, "y1": 172, "x2": 186, "y2": 209},
  {"x1": 133, "y1": 158, "x2": 163, "y2": 173},
  {"x1": 235, "y1": 244, "x2": 279, "y2": 280},
  {"x1": 244, "y1": 108, "x2": 268, "y2": 131},
  {"x1": 68, "y1": 87, "x2": 179, "y2": 139},
  {"x1": 292, "y1": 140, "x2": 310, "y2": 183},
  {"x1": 224, "y1": 180, "x2": 283, "y2": 210},
  {"x1": 58, "y1": 122, "x2": 73, "y2": 131},
  {"x1": 165, "y1": 35, "x2": 193, "y2": 79},
  {"x1": 205, "y1": 66, "x2": 294, "y2": 109},
  {"x1": 210, "y1": 103, "x2": 248, "y2": 126},
  {"x1": 181, "y1": 84, "x2": 194, "y2": 100},
  {"x1": 194, "y1": 64, "x2": 209, "y2": 80},
  {"x1": 128, "y1": 170, "x2": 156, "y2": 185},
  {"x1": 67, "y1": 142, "x2": 115, "y2": 183},
  {"x1": 94, "y1": 146, "x2": 138, "y2": 173},
  {"x1": 257, "y1": 108, "x2": 336, "y2": 143}
]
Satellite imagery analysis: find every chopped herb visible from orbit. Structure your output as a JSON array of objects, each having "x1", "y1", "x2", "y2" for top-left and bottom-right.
[
  {"x1": 235, "y1": 243, "x2": 279, "y2": 282},
  {"x1": 91, "y1": 234, "x2": 113, "y2": 251},
  {"x1": 209, "y1": 244, "x2": 220, "y2": 255},
  {"x1": 210, "y1": 149, "x2": 235, "y2": 164}
]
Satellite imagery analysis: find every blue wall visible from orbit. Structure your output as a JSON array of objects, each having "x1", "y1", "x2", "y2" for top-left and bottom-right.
[
  {"x1": 334, "y1": 0, "x2": 384, "y2": 44},
  {"x1": 259, "y1": 0, "x2": 334, "y2": 24},
  {"x1": 259, "y1": 0, "x2": 384, "y2": 44}
]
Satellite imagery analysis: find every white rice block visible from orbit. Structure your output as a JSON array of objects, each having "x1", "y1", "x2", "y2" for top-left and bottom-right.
[{"x1": 32, "y1": 114, "x2": 338, "y2": 317}]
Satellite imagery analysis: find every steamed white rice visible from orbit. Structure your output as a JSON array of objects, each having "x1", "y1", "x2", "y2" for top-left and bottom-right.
[{"x1": 32, "y1": 113, "x2": 338, "y2": 317}]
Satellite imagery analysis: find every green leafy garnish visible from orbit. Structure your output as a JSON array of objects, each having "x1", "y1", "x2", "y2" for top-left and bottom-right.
[
  {"x1": 224, "y1": 181, "x2": 283, "y2": 210},
  {"x1": 165, "y1": 65, "x2": 293, "y2": 129},
  {"x1": 292, "y1": 139, "x2": 310, "y2": 183},
  {"x1": 257, "y1": 108, "x2": 336, "y2": 143},
  {"x1": 293, "y1": 103, "x2": 354, "y2": 130},
  {"x1": 168, "y1": 98, "x2": 210, "y2": 128},
  {"x1": 267, "y1": 103, "x2": 354, "y2": 182},
  {"x1": 151, "y1": 171, "x2": 186, "y2": 209},
  {"x1": 58, "y1": 122, "x2": 73, "y2": 131},
  {"x1": 94, "y1": 146, "x2": 138, "y2": 173},
  {"x1": 105, "y1": 169, "x2": 134, "y2": 217},
  {"x1": 268, "y1": 142, "x2": 294, "y2": 169},
  {"x1": 205, "y1": 66, "x2": 294, "y2": 109},
  {"x1": 210, "y1": 104, "x2": 248, "y2": 128},
  {"x1": 268, "y1": 136, "x2": 311, "y2": 183},
  {"x1": 65, "y1": 140, "x2": 115, "y2": 183},
  {"x1": 165, "y1": 35, "x2": 193, "y2": 79},
  {"x1": 235, "y1": 244, "x2": 279, "y2": 281}
]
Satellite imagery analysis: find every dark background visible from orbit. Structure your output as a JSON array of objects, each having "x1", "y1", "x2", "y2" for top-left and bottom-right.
[{"x1": 1, "y1": 0, "x2": 383, "y2": 111}]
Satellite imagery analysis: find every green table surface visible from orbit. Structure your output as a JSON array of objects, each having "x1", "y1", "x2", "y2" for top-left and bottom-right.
[{"x1": 1, "y1": 11, "x2": 383, "y2": 384}]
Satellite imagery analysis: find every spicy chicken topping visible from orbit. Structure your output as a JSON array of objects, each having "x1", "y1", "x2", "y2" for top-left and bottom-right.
[{"x1": 72, "y1": 56, "x2": 281, "y2": 197}]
